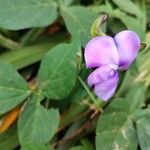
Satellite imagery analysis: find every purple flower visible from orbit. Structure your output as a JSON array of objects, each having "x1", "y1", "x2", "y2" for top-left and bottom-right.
[{"x1": 84, "y1": 30, "x2": 141, "y2": 101}]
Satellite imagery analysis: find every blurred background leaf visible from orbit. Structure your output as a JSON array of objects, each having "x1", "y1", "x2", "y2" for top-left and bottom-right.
[
  {"x1": 0, "y1": 0, "x2": 58, "y2": 30},
  {"x1": 0, "y1": 125, "x2": 19, "y2": 150}
]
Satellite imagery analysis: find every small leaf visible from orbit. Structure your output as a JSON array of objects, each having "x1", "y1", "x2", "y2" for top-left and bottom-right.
[
  {"x1": 60, "y1": 6, "x2": 97, "y2": 46},
  {"x1": 96, "y1": 99, "x2": 138, "y2": 150},
  {"x1": 96, "y1": 84, "x2": 145, "y2": 150},
  {"x1": 0, "y1": 125, "x2": 19, "y2": 150},
  {"x1": 18, "y1": 94, "x2": 59, "y2": 145},
  {"x1": 0, "y1": 0, "x2": 58, "y2": 30},
  {"x1": 69, "y1": 146, "x2": 84, "y2": 150},
  {"x1": 124, "y1": 83, "x2": 145, "y2": 114},
  {"x1": 0, "y1": 62, "x2": 30, "y2": 114},
  {"x1": 60, "y1": 0, "x2": 75, "y2": 7},
  {"x1": 37, "y1": 43, "x2": 80, "y2": 100},
  {"x1": 136, "y1": 110, "x2": 150, "y2": 150},
  {"x1": 21, "y1": 144, "x2": 51, "y2": 150},
  {"x1": 113, "y1": 9, "x2": 145, "y2": 40},
  {"x1": 112, "y1": 0, "x2": 142, "y2": 17}
]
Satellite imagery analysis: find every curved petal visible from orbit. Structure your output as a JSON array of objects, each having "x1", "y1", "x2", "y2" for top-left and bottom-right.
[
  {"x1": 114, "y1": 30, "x2": 141, "y2": 70},
  {"x1": 84, "y1": 36, "x2": 119, "y2": 68},
  {"x1": 87, "y1": 64, "x2": 118, "y2": 87},
  {"x1": 94, "y1": 72, "x2": 119, "y2": 101},
  {"x1": 87, "y1": 64, "x2": 119, "y2": 101}
]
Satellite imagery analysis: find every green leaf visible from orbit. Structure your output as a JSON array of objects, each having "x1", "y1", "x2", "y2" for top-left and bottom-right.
[
  {"x1": 113, "y1": 9, "x2": 145, "y2": 40},
  {"x1": 136, "y1": 109, "x2": 150, "y2": 150},
  {"x1": 124, "y1": 83, "x2": 145, "y2": 114},
  {"x1": 96, "y1": 100, "x2": 138, "y2": 150},
  {"x1": 0, "y1": 0, "x2": 57, "y2": 30},
  {"x1": 0, "y1": 125, "x2": 19, "y2": 150},
  {"x1": 37, "y1": 43, "x2": 80, "y2": 100},
  {"x1": 81, "y1": 139, "x2": 95, "y2": 150},
  {"x1": 18, "y1": 95, "x2": 59, "y2": 145},
  {"x1": 60, "y1": 0, "x2": 75, "y2": 7},
  {"x1": 69, "y1": 146, "x2": 84, "y2": 150},
  {"x1": 0, "y1": 61, "x2": 30, "y2": 114},
  {"x1": 21, "y1": 144, "x2": 51, "y2": 150},
  {"x1": 96, "y1": 84, "x2": 145, "y2": 150},
  {"x1": 0, "y1": 33, "x2": 69, "y2": 70},
  {"x1": 112, "y1": 0, "x2": 142, "y2": 17},
  {"x1": 60, "y1": 6, "x2": 97, "y2": 46}
]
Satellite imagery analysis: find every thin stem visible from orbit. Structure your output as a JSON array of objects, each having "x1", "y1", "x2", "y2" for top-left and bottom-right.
[
  {"x1": 78, "y1": 76, "x2": 96, "y2": 103},
  {"x1": 78, "y1": 76, "x2": 104, "y2": 112},
  {"x1": 0, "y1": 28, "x2": 19, "y2": 39},
  {"x1": 45, "y1": 99, "x2": 50, "y2": 109},
  {"x1": 0, "y1": 34, "x2": 20, "y2": 50},
  {"x1": 60, "y1": 102, "x2": 88, "y2": 127},
  {"x1": 21, "y1": 28, "x2": 44, "y2": 46}
]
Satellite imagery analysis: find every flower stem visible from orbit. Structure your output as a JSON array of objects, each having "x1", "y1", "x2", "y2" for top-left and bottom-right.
[
  {"x1": 78, "y1": 76, "x2": 96, "y2": 102},
  {"x1": 77, "y1": 76, "x2": 103, "y2": 112}
]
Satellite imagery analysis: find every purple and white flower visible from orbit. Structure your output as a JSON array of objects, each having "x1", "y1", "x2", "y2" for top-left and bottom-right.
[{"x1": 84, "y1": 30, "x2": 141, "y2": 101}]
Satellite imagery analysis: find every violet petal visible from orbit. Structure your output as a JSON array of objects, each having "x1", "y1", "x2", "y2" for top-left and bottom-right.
[
  {"x1": 87, "y1": 64, "x2": 118, "y2": 101},
  {"x1": 94, "y1": 71, "x2": 119, "y2": 101},
  {"x1": 84, "y1": 36, "x2": 119, "y2": 68},
  {"x1": 87, "y1": 64, "x2": 118, "y2": 87},
  {"x1": 114, "y1": 30, "x2": 141, "y2": 70}
]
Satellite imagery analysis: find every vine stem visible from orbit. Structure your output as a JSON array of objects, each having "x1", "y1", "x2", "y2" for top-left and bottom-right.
[{"x1": 77, "y1": 76, "x2": 103, "y2": 112}]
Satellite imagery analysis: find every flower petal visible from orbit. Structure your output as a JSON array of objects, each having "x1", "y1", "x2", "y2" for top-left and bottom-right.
[
  {"x1": 84, "y1": 36, "x2": 119, "y2": 68},
  {"x1": 94, "y1": 71, "x2": 119, "y2": 101},
  {"x1": 114, "y1": 30, "x2": 141, "y2": 70},
  {"x1": 87, "y1": 64, "x2": 118, "y2": 87},
  {"x1": 87, "y1": 64, "x2": 118, "y2": 101}
]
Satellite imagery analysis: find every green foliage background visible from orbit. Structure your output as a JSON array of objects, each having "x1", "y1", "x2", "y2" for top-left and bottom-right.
[{"x1": 0, "y1": 0, "x2": 150, "y2": 150}]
